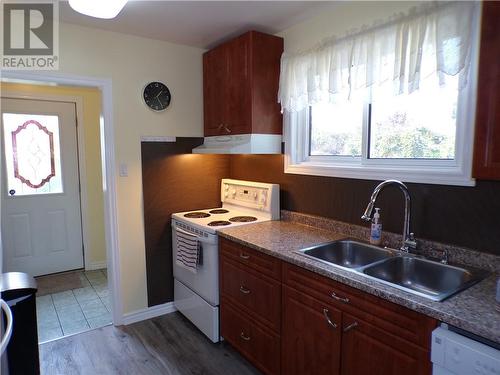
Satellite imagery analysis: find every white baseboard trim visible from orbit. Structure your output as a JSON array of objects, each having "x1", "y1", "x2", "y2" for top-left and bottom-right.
[
  {"x1": 85, "y1": 260, "x2": 107, "y2": 271},
  {"x1": 121, "y1": 302, "x2": 177, "y2": 325}
]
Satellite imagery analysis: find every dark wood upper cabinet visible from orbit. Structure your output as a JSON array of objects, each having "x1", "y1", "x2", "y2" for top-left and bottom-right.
[
  {"x1": 473, "y1": 1, "x2": 500, "y2": 179},
  {"x1": 203, "y1": 31, "x2": 284, "y2": 136}
]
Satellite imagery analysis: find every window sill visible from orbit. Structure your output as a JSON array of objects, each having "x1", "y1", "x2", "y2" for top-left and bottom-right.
[{"x1": 284, "y1": 160, "x2": 476, "y2": 187}]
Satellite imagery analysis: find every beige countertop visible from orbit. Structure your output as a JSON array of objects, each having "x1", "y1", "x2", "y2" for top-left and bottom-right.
[{"x1": 219, "y1": 220, "x2": 500, "y2": 344}]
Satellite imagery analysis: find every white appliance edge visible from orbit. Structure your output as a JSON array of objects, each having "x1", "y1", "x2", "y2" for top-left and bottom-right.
[{"x1": 171, "y1": 179, "x2": 280, "y2": 343}]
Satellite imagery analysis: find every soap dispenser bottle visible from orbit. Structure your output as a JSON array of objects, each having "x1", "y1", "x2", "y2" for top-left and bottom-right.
[{"x1": 369, "y1": 208, "x2": 382, "y2": 245}]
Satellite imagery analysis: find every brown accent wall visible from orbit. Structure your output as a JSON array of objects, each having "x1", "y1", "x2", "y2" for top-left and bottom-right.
[
  {"x1": 141, "y1": 139, "x2": 230, "y2": 306},
  {"x1": 143, "y1": 149, "x2": 500, "y2": 307},
  {"x1": 229, "y1": 154, "x2": 500, "y2": 256}
]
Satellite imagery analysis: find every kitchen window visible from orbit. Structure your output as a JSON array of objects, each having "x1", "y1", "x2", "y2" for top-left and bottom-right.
[{"x1": 279, "y1": 1, "x2": 479, "y2": 186}]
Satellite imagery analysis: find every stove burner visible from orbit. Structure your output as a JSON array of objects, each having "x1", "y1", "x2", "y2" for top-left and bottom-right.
[
  {"x1": 207, "y1": 220, "x2": 232, "y2": 226},
  {"x1": 229, "y1": 216, "x2": 258, "y2": 223},
  {"x1": 184, "y1": 212, "x2": 210, "y2": 219},
  {"x1": 209, "y1": 209, "x2": 230, "y2": 214}
]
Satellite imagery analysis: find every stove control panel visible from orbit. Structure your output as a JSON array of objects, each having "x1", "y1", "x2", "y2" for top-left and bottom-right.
[
  {"x1": 228, "y1": 186, "x2": 265, "y2": 203},
  {"x1": 221, "y1": 179, "x2": 280, "y2": 219}
]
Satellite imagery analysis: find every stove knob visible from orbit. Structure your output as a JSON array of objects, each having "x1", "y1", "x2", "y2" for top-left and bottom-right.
[
  {"x1": 224, "y1": 185, "x2": 229, "y2": 191},
  {"x1": 253, "y1": 192, "x2": 258, "y2": 200},
  {"x1": 231, "y1": 189, "x2": 236, "y2": 196},
  {"x1": 260, "y1": 191, "x2": 267, "y2": 203}
]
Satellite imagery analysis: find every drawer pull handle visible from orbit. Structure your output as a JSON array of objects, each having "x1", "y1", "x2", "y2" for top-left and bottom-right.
[
  {"x1": 331, "y1": 291, "x2": 350, "y2": 303},
  {"x1": 343, "y1": 321, "x2": 359, "y2": 333},
  {"x1": 323, "y1": 308, "x2": 337, "y2": 329},
  {"x1": 240, "y1": 332, "x2": 251, "y2": 341},
  {"x1": 239, "y1": 286, "x2": 251, "y2": 294},
  {"x1": 240, "y1": 253, "x2": 250, "y2": 260}
]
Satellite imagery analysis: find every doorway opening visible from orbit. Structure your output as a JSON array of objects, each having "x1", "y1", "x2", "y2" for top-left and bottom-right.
[{"x1": 1, "y1": 77, "x2": 121, "y2": 342}]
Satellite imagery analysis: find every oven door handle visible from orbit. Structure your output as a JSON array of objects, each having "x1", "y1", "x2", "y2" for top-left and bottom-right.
[
  {"x1": 175, "y1": 227, "x2": 210, "y2": 243},
  {"x1": 0, "y1": 299, "x2": 13, "y2": 355}
]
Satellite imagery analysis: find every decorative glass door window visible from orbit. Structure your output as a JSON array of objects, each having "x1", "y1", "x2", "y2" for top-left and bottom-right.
[{"x1": 2, "y1": 113, "x2": 63, "y2": 196}]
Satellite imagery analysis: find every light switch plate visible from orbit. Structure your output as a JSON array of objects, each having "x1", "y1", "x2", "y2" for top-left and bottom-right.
[{"x1": 119, "y1": 163, "x2": 128, "y2": 177}]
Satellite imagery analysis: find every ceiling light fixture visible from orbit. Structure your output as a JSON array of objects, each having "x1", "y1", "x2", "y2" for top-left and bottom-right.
[{"x1": 68, "y1": 0, "x2": 127, "y2": 19}]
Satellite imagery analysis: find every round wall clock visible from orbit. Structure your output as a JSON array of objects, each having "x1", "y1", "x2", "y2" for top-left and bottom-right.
[{"x1": 143, "y1": 81, "x2": 171, "y2": 112}]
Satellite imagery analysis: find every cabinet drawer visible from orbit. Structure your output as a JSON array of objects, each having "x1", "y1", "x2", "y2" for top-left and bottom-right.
[
  {"x1": 283, "y1": 263, "x2": 436, "y2": 349},
  {"x1": 221, "y1": 300, "x2": 280, "y2": 375},
  {"x1": 220, "y1": 257, "x2": 281, "y2": 332},
  {"x1": 220, "y1": 237, "x2": 281, "y2": 280}
]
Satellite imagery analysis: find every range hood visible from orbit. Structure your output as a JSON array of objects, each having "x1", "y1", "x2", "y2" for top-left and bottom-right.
[{"x1": 192, "y1": 134, "x2": 282, "y2": 154}]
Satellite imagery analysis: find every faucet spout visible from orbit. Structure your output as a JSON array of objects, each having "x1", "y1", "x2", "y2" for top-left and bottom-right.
[
  {"x1": 361, "y1": 180, "x2": 416, "y2": 253},
  {"x1": 361, "y1": 200, "x2": 375, "y2": 221}
]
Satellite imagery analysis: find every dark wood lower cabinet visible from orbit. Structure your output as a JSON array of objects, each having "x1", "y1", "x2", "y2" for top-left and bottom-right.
[
  {"x1": 220, "y1": 239, "x2": 435, "y2": 375},
  {"x1": 282, "y1": 286, "x2": 341, "y2": 375},
  {"x1": 221, "y1": 300, "x2": 281, "y2": 375},
  {"x1": 341, "y1": 314, "x2": 432, "y2": 375},
  {"x1": 220, "y1": 257, "x2": 281, "y2": 332}
]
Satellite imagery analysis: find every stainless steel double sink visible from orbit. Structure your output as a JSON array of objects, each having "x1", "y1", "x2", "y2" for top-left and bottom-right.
[{"x1": 296, "y1": 240, "x2": 488, "y2": 301}]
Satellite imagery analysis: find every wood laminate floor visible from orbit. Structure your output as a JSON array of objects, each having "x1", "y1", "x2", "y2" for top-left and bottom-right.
[{"x1": 40, "y1": 312, "x2": 260, "y2": 375}]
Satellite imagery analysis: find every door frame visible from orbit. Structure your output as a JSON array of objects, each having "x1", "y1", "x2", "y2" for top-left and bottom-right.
[
  {"x1": 1, "y1": 70, "x2": 123, "y2": 325},
  {"x1": 0, "y1": 91, "x2": 95, "y2": 271}
]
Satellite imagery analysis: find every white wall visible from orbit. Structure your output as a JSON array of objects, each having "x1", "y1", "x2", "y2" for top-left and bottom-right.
[
  {"x1": 57, "y1": 22, "x2": 204, "y2": 314},
  {"x1": 278, "y1": 1, "x2": 423, "y2": 53}
]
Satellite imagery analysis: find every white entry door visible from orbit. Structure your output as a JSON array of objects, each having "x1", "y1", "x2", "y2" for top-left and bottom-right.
[{"x1": 1, "y1": 98, "x2": 84, "y2": 276}]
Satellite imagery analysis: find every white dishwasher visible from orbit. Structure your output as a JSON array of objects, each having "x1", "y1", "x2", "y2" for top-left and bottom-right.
[{"x1": 432, "y1": 326, "x2": 500, "y2": 375}]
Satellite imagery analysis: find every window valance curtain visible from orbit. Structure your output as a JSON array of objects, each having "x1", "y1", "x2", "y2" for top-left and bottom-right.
[{"x1": 278, "y1": 1, "x2": 478, "y2": 113}]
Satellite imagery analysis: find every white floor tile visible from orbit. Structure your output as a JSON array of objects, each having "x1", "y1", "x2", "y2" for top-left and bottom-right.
[
  {"x1": 80, "y1": 299, "x2": 108, "y2": 320},
  {"x1": 52, "y1": 290, "x2": 78, "y2": 308},
  {"x1": 61, "y1": 319, "x2": 89, "y2": 336},
  {"x1": 73, "y1": 287, "x2": 99, "y2": 303},
  {"x1": 87, "y1": 313, "x2": 112, "y2": 329},
  {"x1": 56, "y1": 304, "x2": 85, "y2": 325},
  {"x1": 36, "y1": 269, "x2": 110, "y2": 343},
  {"x1": 38, "y1": 325, "x2": 63, "y2": 343}
]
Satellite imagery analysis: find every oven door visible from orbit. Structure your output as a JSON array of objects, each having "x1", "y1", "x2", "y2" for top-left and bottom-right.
[{"x1": 172, "y1": 223, "x2": 219, "y2": 306}]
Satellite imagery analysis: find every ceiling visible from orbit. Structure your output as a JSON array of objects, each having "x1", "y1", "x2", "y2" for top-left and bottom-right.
[{"x1": 59, "y1": 1, "x2": 335, "y2": 49}]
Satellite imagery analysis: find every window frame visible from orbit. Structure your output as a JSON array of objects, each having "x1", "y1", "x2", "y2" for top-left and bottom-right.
[{"x1": 284, "y1": 35, "x2": 479, "y2": 187}]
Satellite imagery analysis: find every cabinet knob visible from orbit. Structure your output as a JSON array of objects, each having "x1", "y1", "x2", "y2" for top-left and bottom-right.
[
  {"x1": 239, "y1": 253, "x2": 250, "y2": 260},
  {"x1": 323, "y1": 308, "x2": 337, "y2": 329}
]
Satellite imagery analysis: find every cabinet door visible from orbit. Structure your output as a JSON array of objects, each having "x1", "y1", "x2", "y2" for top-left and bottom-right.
[
  {"x1": 341, "y1": 314, "x2": 431, "y2": 375},
  {"x1": 224, "y1": 34, "x2": 252, "y2": 135},
  {"x1": 203, "y1": 45, "x2": 227, "y2": 136},
  {"x1": 282, "y1": 286, "x2": 341, "y2": 375},
  {"x1": 472, "y1": 2, "x2": 500, "y2": 179}
]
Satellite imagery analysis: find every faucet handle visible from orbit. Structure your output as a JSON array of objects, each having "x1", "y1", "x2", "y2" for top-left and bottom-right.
[
  {"x1": 436, "y1": 249, "x2": 449, "y2": 264},
  {"x1": 404, "y1": 233, "x2": 418, "y2": 251}
]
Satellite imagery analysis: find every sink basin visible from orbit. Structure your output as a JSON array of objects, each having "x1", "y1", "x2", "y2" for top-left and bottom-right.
[
  {"x1": 297, "y1": 239, "x2": 489, "y2": 302},
  {"x1": 298, "y1": 240, "x2": 394, "y2": 270},
  {"x1": 362, "y1": 256, "x2": 488, "y2": 301}
]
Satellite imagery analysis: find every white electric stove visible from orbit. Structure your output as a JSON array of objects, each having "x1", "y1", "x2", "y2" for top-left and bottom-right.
[{"x1": 171, "y1": 179, "x2": 280, "y2": 342}]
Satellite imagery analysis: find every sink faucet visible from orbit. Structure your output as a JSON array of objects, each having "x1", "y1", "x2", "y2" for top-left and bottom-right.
[{"x1": 361, "y1": 180, "x2": 417, "y2": 253}]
